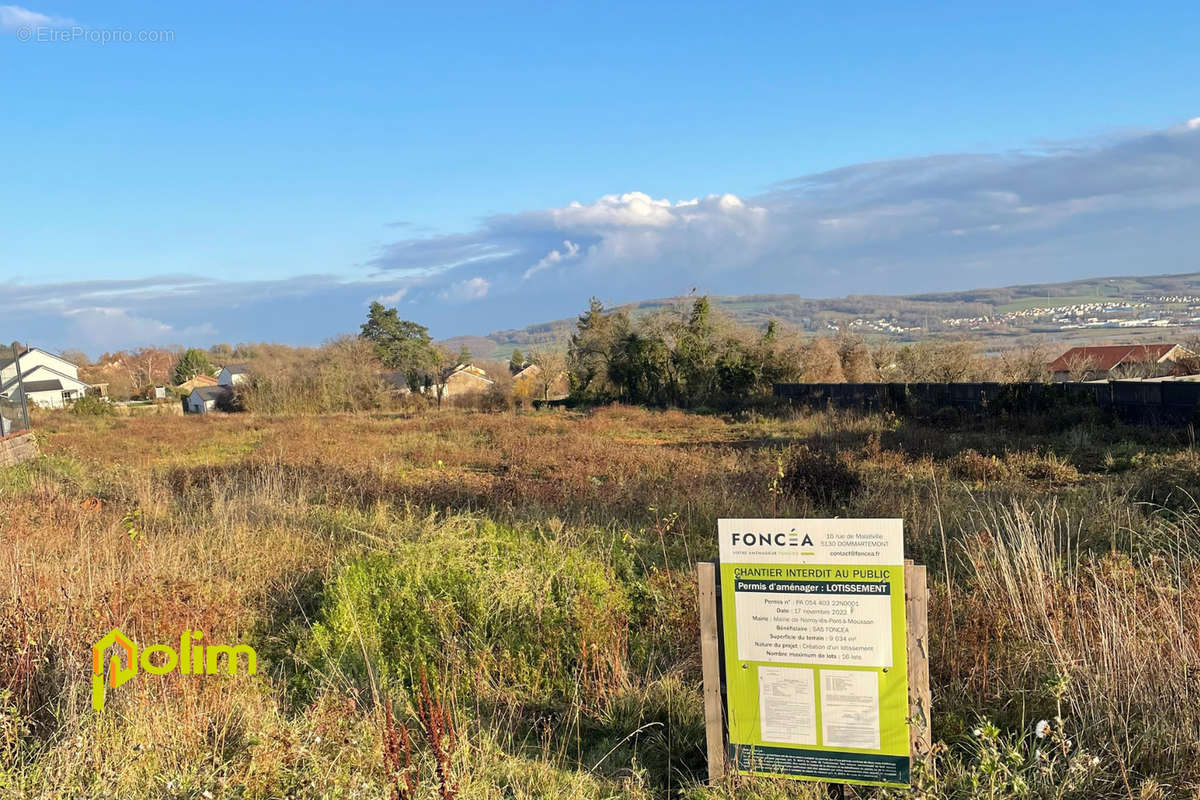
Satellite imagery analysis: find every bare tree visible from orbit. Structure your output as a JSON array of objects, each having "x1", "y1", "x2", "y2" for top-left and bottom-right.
[
  {"x1": 925, "y1": 341, "x2": 983, "y2": 383},
  {"x1": 871, "y1": 342, "x2": 901, "y2": 381},
  {"x1": 59, "y1": 349, "x2": 91, "y2": 367},
  {"x1": 529, "y1": 349, "x2": 567, "y2": 401},
  {"x1": 428, "y1": 346, "x2": 458, "y2": 408},
  {"x1": 1110, "y1": 357, "x2": 1157, "y2": 380},
  {"x1": 1063, "y1": 353, "x2": 1098, "y2": 382},
  {"x1": 838, "y1": 335, "x2": 879, "y2": 382},
  {"x1": 124, "y1": 347, "x2": 175, "y2": 396},
  {"x1": 997, "y1": 343, "x2": 1051, "y2": 383},
  {"x1": 802, "y1": 337, "x2": 844, "y2": 382}
]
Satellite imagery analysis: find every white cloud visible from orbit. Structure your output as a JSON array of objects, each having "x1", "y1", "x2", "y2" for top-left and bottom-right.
[
  {"x1": 62, "y1": 307, "x2": 215, "y2": 351},
  {"x1": 0, "y1": 5, "x2": 71, "y2": 29},
  {"x1": 375, "y1": 287, "x2": 409, "y2": 304},
  {"x1": 371, "y1": 190, "x2": 769, "y2": 294},
  {"x1": 524, "y1": 239, "x2": 580, "y2": 279},
  {"x1": 549, "y1": 192, "x2": 679, "y2": 228},
  {"x1": 543, "y1": 191, "x2": 760, "y2": 235},
  {"x1": 440, "y1": 276, "x2": 489, "y2": 302}
]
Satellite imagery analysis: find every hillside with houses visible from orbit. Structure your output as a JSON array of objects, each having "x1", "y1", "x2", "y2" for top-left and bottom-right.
[
  {"x1": 6, "y1": 292, "x2": 1200, "y2": 428},
  {"x1": 444, "y1": 271, "x2": 1200, "y2": 360}
]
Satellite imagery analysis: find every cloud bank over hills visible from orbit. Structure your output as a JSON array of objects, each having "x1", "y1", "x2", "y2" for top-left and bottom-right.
[{"x1": 8, "y1": 118, "x2": 1200, "y2": 353}]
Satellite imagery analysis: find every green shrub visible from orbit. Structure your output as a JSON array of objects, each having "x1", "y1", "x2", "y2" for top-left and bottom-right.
[
  {"x1": 299, "y1": 516, "x2": 630, "y2": 710},
  {"x1": 69, "y1": 395, "x2": 114, "y2": 416}
]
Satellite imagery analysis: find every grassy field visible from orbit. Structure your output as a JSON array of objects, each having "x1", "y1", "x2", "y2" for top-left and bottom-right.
[{"x1": 2, "y1": 405, "x2": 1200, "y2": 798}]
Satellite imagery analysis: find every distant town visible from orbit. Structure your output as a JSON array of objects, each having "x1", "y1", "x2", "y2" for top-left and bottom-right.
[
  {"x1": 839, "y1": 295, "x2": 1200, "y2": 336},
  {"x1": 444, "y1": 273, "x2": 1200, "y2": 361}
]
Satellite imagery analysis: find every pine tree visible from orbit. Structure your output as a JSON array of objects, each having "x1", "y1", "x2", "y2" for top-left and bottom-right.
[
  {"x1": 173, "y1": 349, "x2": 213, "y2": 385},
  {"x1": 359, "y1": 301, "x2": 436, "y2": 389},
  {"x1": 567, "y1": 298, "x2": 627, "y2": 402},
  {"x1": 673, "y1": 296, "x2": 719, "y2": 406}
]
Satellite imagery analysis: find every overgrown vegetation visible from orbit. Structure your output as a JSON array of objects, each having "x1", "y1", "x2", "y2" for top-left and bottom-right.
[
  {"x1": 74, "y1": 295, "x2": 1059, "y2": 408},
  {"x1": 563, "y1": 296, "x2": 1052, "y2": 409},
  {"x1": 235, "y1": 336, "x2": 391, "y2": 415},
  {"x1": 68, "y1": 394, "x2": 114, "y2": 416},
  {"x1": 2, "y1": 406, "x2": 1198, "y2": 798}
]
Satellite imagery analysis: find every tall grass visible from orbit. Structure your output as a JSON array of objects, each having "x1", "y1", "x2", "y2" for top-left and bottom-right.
[
  {"x1": 1, "y1": 406, "x2": 1198, "y2": 797},
  {"x1": 960, "y1": 501, "x2": 1200, "y2": 782}
]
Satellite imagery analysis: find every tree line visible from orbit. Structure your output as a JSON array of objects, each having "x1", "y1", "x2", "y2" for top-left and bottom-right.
[
  {"x1": 562, "y1": 296, "x2": 1051, "y2": 408},
  {"x1": 65, "y1": 296, "x2": 1056, "y2": 410}
]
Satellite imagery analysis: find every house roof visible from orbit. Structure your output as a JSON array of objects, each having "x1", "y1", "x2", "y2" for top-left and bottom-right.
[
  {"x1": 0, "y1": 347, "x2": 80, "y2": 373},
  {"x1": 447, "y1": 364, "x2": 494, "y2": 384},
  {"x1": 221, "y1": 364, "x2": 249, "y2": 375},
  {"x1": 23, "y1": 379, "x2": 63, "y2": 393},
  {"x1": 513, "y1": 364, "x2": 541, "y2": 380},
  {"x1": 176, "y1": 374, "x2": 219, "y2": 390},
  {"x1": 1048, "y1": 344, "x2": 1182, "y2": 373},
  {"x1": 191, "y1": 386, "x2": 233, "y2": 401},
  {"x1": 2, "y1": 363, "x2": 91, "y2": 394}
]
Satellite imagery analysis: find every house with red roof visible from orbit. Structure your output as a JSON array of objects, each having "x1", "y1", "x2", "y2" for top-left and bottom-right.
[{"x1": 1048, "y1": 343, "x2": 1195, "y2": 382}]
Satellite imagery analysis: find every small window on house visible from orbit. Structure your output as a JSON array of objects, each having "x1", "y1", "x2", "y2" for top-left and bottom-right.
[{"x1": 62, "y1": 391, "x2": 73, "y2": 403}]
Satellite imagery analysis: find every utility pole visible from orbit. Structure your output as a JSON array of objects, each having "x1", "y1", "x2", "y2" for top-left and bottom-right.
[{"x1": 11, "y1": 342, "x2": 30, "y2": 432}]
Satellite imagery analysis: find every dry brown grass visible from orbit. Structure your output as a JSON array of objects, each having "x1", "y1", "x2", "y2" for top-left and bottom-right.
[
  {"x1": 1, "y1": 405, "x2": 1198, "y2": 798},
  {"x1": 956, "y1": 502, "x2": 1200, "y2": 777}
]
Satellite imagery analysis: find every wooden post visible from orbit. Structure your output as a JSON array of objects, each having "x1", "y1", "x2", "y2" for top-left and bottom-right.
[
  {"x1": 905, "y1": 562, "x2": 932, "y2": 763},
  {"x1": 696, "y1": 561, "x2": 725, "y2": 782}
]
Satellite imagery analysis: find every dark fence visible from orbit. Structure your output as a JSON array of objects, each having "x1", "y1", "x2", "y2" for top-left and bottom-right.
[{"x1": 773, "y1": 381, "x2": 1200, "y2": 425}]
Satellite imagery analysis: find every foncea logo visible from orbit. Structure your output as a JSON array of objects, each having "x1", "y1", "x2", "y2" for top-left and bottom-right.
[
  {"x1": 91, "y1": 628, "x2": 257, "y2": 711},
  {"x1": 730, "y1": 529, "x2": 815, "y2": 548}
]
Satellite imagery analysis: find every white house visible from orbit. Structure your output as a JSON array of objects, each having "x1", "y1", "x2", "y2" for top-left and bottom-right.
[
  {"x1": 185, "y1": 385, "x2": 233, "y2": 414},
  {"x1": 0, "y1": 347, "x2": 92, "y2": 409},
  {"x1": 217, "y1": 364, "x2": 250, "y2": 387}
]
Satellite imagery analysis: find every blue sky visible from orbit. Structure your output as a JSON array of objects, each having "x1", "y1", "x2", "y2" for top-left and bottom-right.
[{"x1": 3, "y1": 1, "x2": 1200, "y2": 353}]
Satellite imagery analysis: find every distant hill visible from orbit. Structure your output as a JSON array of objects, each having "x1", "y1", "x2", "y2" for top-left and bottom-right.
[{"x1": 443, "y1": 271, "x2": 1200, "y2": 360}]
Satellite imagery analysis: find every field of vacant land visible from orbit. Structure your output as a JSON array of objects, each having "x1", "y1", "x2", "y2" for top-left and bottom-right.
[{"x1": 2, "y1": 405, "x2": 1200, "y2": 799}]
